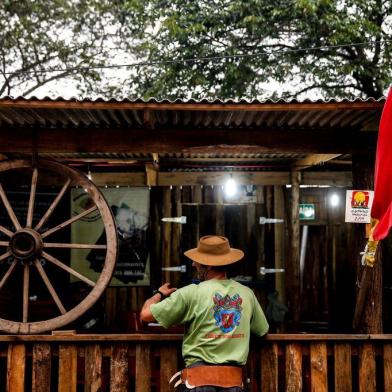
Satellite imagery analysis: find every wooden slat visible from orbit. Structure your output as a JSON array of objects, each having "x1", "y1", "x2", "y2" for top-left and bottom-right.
[
  {"x1": 285, "y1": 343, "x2": 302, "y2": 392},
  {"x1": 310, "y1": 342, "x2": 328, "y2": 392},
  {"x1": 32, "y1": 343, "x2": 51, "y2": 392},
  {"x1": 334, "y1": 343, "x2": 352, "y2": 392},
  {"x1": 85, "y1": 344, "x2": 102, "y2": 392},
  {"x1": 88, "y1": 171, "x2": 352, "y2": 187},
  {"x1": 274, "y1": 185, "x2": 286, "y2": 306},
  {"x1": 110, "y1": 344, "x2": 129, "y2": 392},
  {"x1": 293, "y1": 154, "x2": 341, "y2": 170},
  {"x1": 58, "y1": 344, "x2": 77, "y2": 392},
  {"x1": 0, "y1": 333, "x2": 388, "y2": 342},
  {"x1": 104, "y1": 287, "x2": 117, "y2": 329},
  {"x1": 7, "y1": 343, "x2": 26, "y2": 392},
  {"x1": 261, "y1": 343, "x2": 278, "y2": 392},
  {"x1": 135, "y1": 343, "x2": 151, "y2": 392},
  {"x1": 384, "y1": 343, "x2": 392, "y2": 392},
  {"x1": 171, "y1": 187, "x2": 182, "y2": 287},
  {"x1": 162, "y1": 187, "x2": 172, "y2": 283},
  {"x1": 359, "y1": 343, "x2": 376, "y2": 392},
  {"x1": 287, "y1": 171, "x2": 301, "y2": 329},
  {"x1": 160, "y1": 345, "x2": 178, "y2": 392}
]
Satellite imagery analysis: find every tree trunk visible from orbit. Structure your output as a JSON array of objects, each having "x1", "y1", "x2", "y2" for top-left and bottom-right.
[{"x1": 352, "y1": 152, "x2": 382, "y2": 333}]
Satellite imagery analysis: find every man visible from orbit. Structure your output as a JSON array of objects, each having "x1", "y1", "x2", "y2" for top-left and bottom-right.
[{"x1": 140, "y1": 235, "x2": 269, "y2": 391}]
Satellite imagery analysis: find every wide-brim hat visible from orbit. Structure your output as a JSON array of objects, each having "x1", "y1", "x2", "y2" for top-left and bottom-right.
[{"x1": 184, "y1": 235, "x2": 244, "y2": 266}]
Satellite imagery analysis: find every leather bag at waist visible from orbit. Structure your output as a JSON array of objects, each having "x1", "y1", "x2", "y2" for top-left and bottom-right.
[{"x1": 181, "y1": 365, "x2": 243, "y2": 388}]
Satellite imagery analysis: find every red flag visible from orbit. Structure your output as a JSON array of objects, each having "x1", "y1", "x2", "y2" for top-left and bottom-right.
[{"x1": 371, "y1": 87, "x2": 392, "y2": 240}]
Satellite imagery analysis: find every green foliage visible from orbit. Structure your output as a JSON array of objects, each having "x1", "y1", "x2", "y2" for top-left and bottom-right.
[
  {"x1": 0, "y1": 0, "x2": 122, "y2": 96},
  {"x1": 1, "y1": 0, "x2": 391, "y2": 99},
  {"x1": 116, "y1": 0, "x2": 392, "y2": 99}
]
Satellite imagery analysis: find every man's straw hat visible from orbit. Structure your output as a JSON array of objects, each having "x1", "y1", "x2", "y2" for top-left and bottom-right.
[{"x1": 184, "y1": 235, "x2": 244, "y2": 266}]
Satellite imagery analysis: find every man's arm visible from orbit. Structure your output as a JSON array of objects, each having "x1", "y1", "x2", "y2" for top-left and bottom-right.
[{"x1": 140, "y1": 282, "x2": 177, "y2": 323}]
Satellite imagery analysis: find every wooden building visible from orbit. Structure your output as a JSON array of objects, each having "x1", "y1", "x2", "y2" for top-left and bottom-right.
[{"x1": 0, "y1": 96, "x2": 390, "y2": 391}]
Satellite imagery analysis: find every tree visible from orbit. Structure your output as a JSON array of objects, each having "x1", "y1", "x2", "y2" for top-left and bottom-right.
[
  {"x1": 1, "y1": 0, "x2": 391, "y2": 99},
  {"x1": 115, "y1": 0, "x2": 392, "y2": 99},
  {"x1": 0, "y1": 0, "x2": 124, "y2": 97}
]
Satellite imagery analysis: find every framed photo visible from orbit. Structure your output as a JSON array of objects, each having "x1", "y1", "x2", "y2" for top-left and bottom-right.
[{"x1": 71, "y1": 187, "x2": 150, "y2": 286}]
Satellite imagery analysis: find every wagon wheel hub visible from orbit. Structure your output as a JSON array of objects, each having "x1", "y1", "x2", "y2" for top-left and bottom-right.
[{"x1": 10, "y1": 229, "x2": 43, "y2": 260}]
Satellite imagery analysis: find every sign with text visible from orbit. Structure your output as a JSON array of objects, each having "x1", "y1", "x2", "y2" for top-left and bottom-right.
[{"x1": 345, "y1": 190, "x2": 374, "y2": 223}]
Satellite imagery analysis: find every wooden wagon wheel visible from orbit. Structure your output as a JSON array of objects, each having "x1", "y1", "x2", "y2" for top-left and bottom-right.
[{"x1": 0, "y1": 159, "x2": 117, "y2": 334}]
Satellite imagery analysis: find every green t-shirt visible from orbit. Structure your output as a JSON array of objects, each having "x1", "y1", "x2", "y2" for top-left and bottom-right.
[{"x1": 150, "y1": 279, "x2": 269, "y2": 366}]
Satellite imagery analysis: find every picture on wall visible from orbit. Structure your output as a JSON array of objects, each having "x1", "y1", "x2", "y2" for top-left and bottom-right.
[{"x1": 71, "y1": 187, "x2": 150, "y2": 286}]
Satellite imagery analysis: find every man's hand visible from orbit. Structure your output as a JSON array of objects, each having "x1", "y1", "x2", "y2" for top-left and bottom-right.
[
  {"x1": 159, "y1": 282, "x2": 177, "y2": 297},
  {"x1": 140, "y1": 282, "x2": 177, "y2": 323}
]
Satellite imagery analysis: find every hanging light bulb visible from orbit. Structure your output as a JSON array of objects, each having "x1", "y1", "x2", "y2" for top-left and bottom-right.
[
  {"x1": 87, "y1": 170, "x2": 92, "y2": 181},
  {"x1": 224, "y1": 175, "x2": 238, "y2": 198},
  {"x1": 330, "y1": 193, "x2": 339, "y2": 207}
]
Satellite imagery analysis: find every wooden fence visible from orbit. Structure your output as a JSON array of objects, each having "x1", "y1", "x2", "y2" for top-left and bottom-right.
[{"x1": 1, "y1": 334, "x2": 392, "y2": 391}]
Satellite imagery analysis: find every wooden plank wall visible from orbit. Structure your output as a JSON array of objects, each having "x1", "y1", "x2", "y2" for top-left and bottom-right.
[
  {"x1": 102, "y1": 185, "x2": 276, "y2": 331},
  {"x1": 100, "y1": 184, "x2": 355, "y2": 333},
  {"x1": 1, "y1": 335, "x2": 391, "y2": 391}
]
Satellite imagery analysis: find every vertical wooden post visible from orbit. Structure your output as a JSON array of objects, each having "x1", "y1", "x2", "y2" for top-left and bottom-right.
[
  {"x1": 171, "y1": 187, "x2": 182, "y2": 287},
  {"x1": 286, "y1": 171, "x2": 301, "y2": 330},
  {"x1": 181, "y1": 203, "x2": 199, "y2": 283},
  {"x1": 255, "y1": 186, "x2": 266, "y2": 287},
  {"x1": 285, "y1": 343, "x2": 302, "y2": 392},
  {"x1": 352, "y1": 152, "x2": 382, "y2": 333},
  {"x1": 104, "y1": 287, "x2": 117, "y2": 330},
  {"x1": 7, "y1": 343, "x2": 26, "y2": 392},
  {"x1": 32, "y1": 343, "x2": 51, "y2": 392},
  {"x1": 150, "y1": 187, "x2": 163, "y2": 291},
  {"x1": 274, "y1": 185, "x2": 286, "y2": 304},
  {"x1": 384, "y1": 343, "x2": 392, "y2": 392},
  {"x1": 310, "y1": 342, "x2": 328, "y2": 392},
  {"x1": 58, "y1": 344, "x2": 77, "y2": 392},
  {"x1": 192, "y1": 185, "x2": 202, "y2": 204},
  {"x1": 162, "y1": 186, "x2": 172, "y2": 282},
  {"x1": 136, "y1": 343, "x2": 151, "y2": 392},
  {"x1": 334, "y1": 343, "x2": 352, "y2": 392},
  {"x1": 359, "y1": 343, "x2": 376, "y2": 392},
  {"x1": 85, "y1": 344, "x2": 102, "y2": 392},
  {"x1": 260, "y1": 342, "x2": 278, "y2": 392},
  {"x1": 160, "y1": 345, "x2": 178, "y2": 392},
  {"x1": 110, "y1": 344, "x2": 129, "y2": 392}
]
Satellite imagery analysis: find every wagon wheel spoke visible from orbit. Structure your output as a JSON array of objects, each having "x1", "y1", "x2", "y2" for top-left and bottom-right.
[
  {"x1": 0, "y1": 241, "x2": 9, "y2": 247},
  {"x1": 43, "y1": 242, "x2": 107, "y2": 250},
  {"x1": 0, "y1": 183, "x2": 21, "y2": 230},
  {"x1": 0, "y1": 250, "x2": 11, "y2": 262},
  {"x1": 41, "y1": 205, "x2": 98, "y2": 239},
  {"x1": 26, "y1": 168, "x2": 38, "y2": 228},
  {"x1": 35, "y1": 178, "x2": 71, "y2": 231},
  {"x1": 42, "y1": 251, "x2": 96, "y2": 287},
  {"x1": 0, "y1": 225, "x2": 13, "y2": 238},
  {"x1": 0, "y1": 259, "x2": 17, "y2": 291},
  {"x1": 23, "y1": 264, "x2": 30, "y2": 323},
  {"x1": 34, "y1": 259, "x2": 66, "y2": 314}
]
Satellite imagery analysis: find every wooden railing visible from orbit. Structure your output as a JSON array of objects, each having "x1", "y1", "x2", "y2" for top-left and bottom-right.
[{"x1": 1, "y1": 334, "x2": 392, "y2": 391}]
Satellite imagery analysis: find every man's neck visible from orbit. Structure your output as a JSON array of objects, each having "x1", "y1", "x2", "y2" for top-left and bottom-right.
[{"x1": 205, "y1": 270, "x2": 227, "y2": 281}]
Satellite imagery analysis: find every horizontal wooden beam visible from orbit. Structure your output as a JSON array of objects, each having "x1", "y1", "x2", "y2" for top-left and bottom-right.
[
  {"x1": 293, "y1": 154, "x2": 342, "y2": 170},
  {"x1": 0, "y1": 333, "x2": 389, "y2": 342},
  {"x1": 0, "y1": 127, "x2": 377, "y2": 154},
  {"x1": 0, "y1": 99, "x2": 384, "y2": 112},
  {"x1": 90, "y1": 171, "x2": 352, "y2": 187}
]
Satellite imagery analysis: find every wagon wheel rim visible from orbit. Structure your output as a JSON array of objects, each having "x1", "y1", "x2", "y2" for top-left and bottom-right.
[{"x1": 0, "y1": 159, "x2": 117, "y2": 334}]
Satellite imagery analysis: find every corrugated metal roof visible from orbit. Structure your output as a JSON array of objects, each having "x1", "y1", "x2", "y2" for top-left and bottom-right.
[
  {"x1": 0, "y1": 97, "x2": 374, "y2": 172},
  {"x1": 0, "y1": 96, "x2": 383, "y2": 130}
]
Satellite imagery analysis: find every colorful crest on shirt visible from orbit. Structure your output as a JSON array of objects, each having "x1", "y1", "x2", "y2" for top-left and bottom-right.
[{"x1": 213, "y1": 293, "x2": 243, "y2": 333}]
